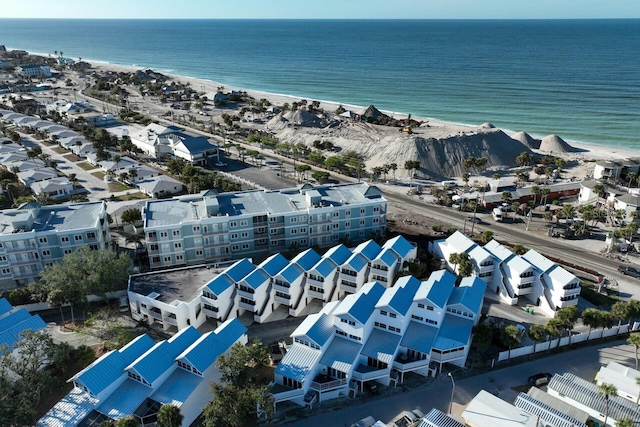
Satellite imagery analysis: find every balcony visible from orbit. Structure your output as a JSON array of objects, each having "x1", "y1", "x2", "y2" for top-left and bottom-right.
[
  {"x1": 148, "y1": 309, "x2": 162, "y2": 320},
  {"x1": 270, "y1": 384, "x2": 304, "y2": 403},
  {"x1": 10, "y1": 256, "x2": 39, "y2": 266},
  {"x1": 239, "y1": 299, "x2": 256, "y2": 311},
  {"x1": 274, "y1": 293, "x2": 291, "y2": 304},
  {"x1": 352, "y1": 364, "x2": 389, "y2": 382},
  {"x1": 237, "y1": 288, "x2": 255, "y2": 299},
  {"x1": 310, "y1": 374, "x2": 347, "y2": 392},
  {"x1": 202, "y1": 306, "x2": 220, "y2": 318},
  {"x1": 308, "y1": 288, "x2": 325, "y2": 300},
  {"x1": 430, "y1": 349, "x2": 465, "y2": 363},
  {"x1": 274, "y1": 282, "x2": 290, "y2": 292},
  {"x1": 203, "y1": 226, "x2": 228, "y2": 235},
  {"x1": 393, "y1": 354, "x2": 430, "y2": 372},
  {"x1": 163, "y1": 315, "x2": 178, "y2": 326}
]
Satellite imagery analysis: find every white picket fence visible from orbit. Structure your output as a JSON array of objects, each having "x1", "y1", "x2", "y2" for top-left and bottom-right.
[{"x1": 497, "y1": 322, "x2": 639, "y2": 362}]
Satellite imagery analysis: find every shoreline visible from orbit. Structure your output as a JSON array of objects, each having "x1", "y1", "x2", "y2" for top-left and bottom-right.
[{"x1": 16, "y1": 48, "x2": 640, "y2": 163}]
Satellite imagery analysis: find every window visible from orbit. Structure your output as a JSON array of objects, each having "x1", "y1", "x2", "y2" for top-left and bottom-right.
[
  {"x1": 241, "y1": 232, "x2": 249, "y2": 238},
  {"x1": 173, "y1": 230, "x2": 180, "y2": 236},
  {"x1": 345, "y1": 221, "x2": 351, "y2": 228},
  {"x1": 389, "y1": 326, "x2": 400, "y2": 333},
  {"x1": 74, "y1": 235, "x2": 82, "y2": 241},
  {"x1": 39, "y1": 237, "x2": 47, "y2": 243},
  {"x1": 148, "y1": 232, "x2": 156, "y2": 238},
  {"x1": 240, "y1": 220, "x2": 248, "y2": 226},
  {"x1": 427, "y1": 306, "x2": 434, "y2": 311},
  {"x1": 291, "y1": 217, "x2": 297, "y2": 223},
  {"x1": 360, "y1": 220, "x2": 365, "y2": 225},
  {"x1": 300, "y1": 228, "x2": 307, "y2": 233},
  {"x1": 389, "y1": 312, "x2": 397, "y2": 318},
  {"x1": 61, "y1": 236, "x2": 69, "y2": 243},
  {"x1": 42, "y1": 250, "x2": 51, "y2": 256},
  {"x1": 175, "y1": 242, "x2": 182, "y2": 248},
  {"x1": 374, "y1": 207, "x2": 380, "y2": 213},
  {"x1": 300, "y1": 239, "x2": 307, "y2": 245},
  {"x1": 176, "y1": 255, "x2": 183, "y2": 261},
  {"x1": 231, "y1": 245, "x2": 239, "y2": 251},
  {"x1": 193, "y1": 225, "x2": 200, "y2": 232},
  {"x1": 64, "y1": 249, "x2": 72, "y2": 255},
  {"x1": 87, "y1": 232, "x2": 96, "y2": 239},
  {"x1": 0, "y1": 256, "x2": 5, "y2": 261},
  {"x1": 150, "y1": 244, "x2": 158, "y2": 251},
  {"x1": 374, "y1": 322, "x2": 387, "y2": 329},
  {"x1": 360, "y1": 208, "x2": 365, "y2": 214},
  {"x1": 299, "y1": 216, "x2": 306, "y2": 222},
  {"x1": 241, "y1": 243, "x2": 249, "y2": 249},
  {"x1": 373, "y1": 218, "x2": 379, "y2": 224},
  {"x1": 291, "y1": 229, "x2": 297, "y2": 235},
  {"x1": 346, "y1": 210, "x2": 351, "y2": 216},
  {"x1": 332, "y1": 223, "x2": 339, "y2": 229},
  {"x1": 164, "y1": 256, "x2": 171, "y2": 262},
  {"x1": 411, "y1": 315, "x2": 424, "y2": 321},
  {"x1": 380, "y1": 310, "x2": 388, "y2": 316},
  {"x1": 229, "y1": 221, "x2": 237, "y2": 227},
  {"x1": 1, "y1": 268, "x2": 10, "y2": 274},
  {"x1": 152, "y1": 256, "x2": 160, "y2": 262},
  {"x1": 196, "y1": 250, "x2": 203, "y2": 256},
  {"x1": 160, "y1": 231, "x2": 168, "y2": 238}
]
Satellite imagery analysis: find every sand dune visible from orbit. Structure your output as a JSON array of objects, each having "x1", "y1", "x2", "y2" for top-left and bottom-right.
[
  {"x1": 512, "y1": 131, "x2": 541, "y2": 150},
  {"x1": 539, "y1": 134, "x2": 577, "y2": 153}
]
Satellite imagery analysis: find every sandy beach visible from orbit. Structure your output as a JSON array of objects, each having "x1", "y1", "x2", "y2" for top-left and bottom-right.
[{"x1": 71, "y1": 59, "x2": 640, "y2": 182}]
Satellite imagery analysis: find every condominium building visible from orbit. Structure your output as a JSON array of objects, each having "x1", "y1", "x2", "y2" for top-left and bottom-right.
[
  {"x1": 143, "y1": 182, "x2": 387, "y2": 270},
  {"x1": 0, "y1": 201, "x2": 111, "y2": 291}
]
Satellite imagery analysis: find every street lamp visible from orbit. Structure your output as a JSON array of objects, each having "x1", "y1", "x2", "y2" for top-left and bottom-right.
[{"x1": 448, "y1": 372, "x2": 456, "y2": 415}]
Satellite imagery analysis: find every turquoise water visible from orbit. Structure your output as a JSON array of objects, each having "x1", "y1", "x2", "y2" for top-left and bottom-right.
[{"x1": 0, "y1": 19, "x2": 639, "y2": 149}]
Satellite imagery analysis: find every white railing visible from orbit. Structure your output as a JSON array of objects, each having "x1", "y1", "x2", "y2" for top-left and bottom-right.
[
  {"x1": 393, "y1": 357, "x2": 431, "y2": 372},
  {"x1": 271, "y1": 387, "x2": 304, "y2": 403}
]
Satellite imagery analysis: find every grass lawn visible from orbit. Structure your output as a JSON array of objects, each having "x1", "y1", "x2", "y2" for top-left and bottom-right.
[
  {"x1": 77, "y1": 162, "x2": 96, "y2": 171},
  {"x1": 63, "y1": 153, "x2": 83, "y2": 162},
  {"x1": 108, "y1": 182, "x2": 130, "y2": 192},
  {"x1": 91, "y1": 171, "x2": 106, "y2": 180},
  {"x1": 580, "y1": 281, "x2": 619, "y2": 307},
  {"x1": 51, "y1": 146, "x2": 67, "y2": 154}
]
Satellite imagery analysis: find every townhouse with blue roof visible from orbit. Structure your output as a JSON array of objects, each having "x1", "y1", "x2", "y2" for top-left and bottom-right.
[
  {"x1": 129, "y1": 237, "x2": 418, "y2": 331},
  {"x1": 0, "y1": 297, "x2": 46, "y2": 355},
  {"x1": 38, "y1": 319, "x2": 247, "y2": 427},
  {"x1": 270, "y1": 270, "x2": 486, "y2": 410}
]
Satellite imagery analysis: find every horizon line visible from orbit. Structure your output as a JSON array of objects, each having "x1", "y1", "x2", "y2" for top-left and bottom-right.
[{"x1": 1, "y1": 17, "x2": 639, "y2": 21}]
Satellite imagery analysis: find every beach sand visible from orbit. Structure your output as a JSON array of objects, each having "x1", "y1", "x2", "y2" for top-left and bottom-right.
[{"x1": 80, "y1": 61, "x2": 638, "y2": 181}]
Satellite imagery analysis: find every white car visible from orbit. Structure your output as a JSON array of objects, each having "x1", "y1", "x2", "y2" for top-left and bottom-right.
[{"x1": 214, "y1": 161, "x2": 227, "y2": 167}]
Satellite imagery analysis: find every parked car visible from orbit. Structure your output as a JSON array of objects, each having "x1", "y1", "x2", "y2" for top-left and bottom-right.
[
  {"x1": 465, "y1": 216, "x2": 481, "y2": 224},
  {"x1": 618, "y1": 265, "x2": 640, "y2": 278},
  {"x1": 214, "y1": 161, "x2": 227, "y2": 167},
  {"x1": 364, "y1": 381, "x2": 379, "y2": 395},
  {"x1": 528, "y1": 372, "x2": 553, "y2": 386}
]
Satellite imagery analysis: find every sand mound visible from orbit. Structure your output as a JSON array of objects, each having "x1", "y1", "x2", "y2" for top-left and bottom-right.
[
  {"x1": 512, "y1": 131, "x2": 541, "y2": 150},
  {"x1": 268, "y1": 110, "x2": 326, "y2": 128},
  {"x1": 480, "y1": 122, "x2": 495, "y2": 129},
  {"x1": 539, "y1": 134, "x2": 576, "y2": 153},
  {"x1": 359, "y1": 105, "x2": 388, "y2": 120}
]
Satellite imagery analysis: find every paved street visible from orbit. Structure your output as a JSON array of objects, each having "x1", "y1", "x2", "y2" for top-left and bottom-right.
[{"x1": 280, "y1": 339, "x2": 635, "y2": 427}]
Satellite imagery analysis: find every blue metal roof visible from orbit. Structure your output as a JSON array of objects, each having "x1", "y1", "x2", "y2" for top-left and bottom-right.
[
  {"x1": 319, "y1": 337, "x2": 362, "y2": 374},
  {"x1": 347, "y1": 282, "x2": 386, "y2": 324},
  {"x1": 127, "y1": 326, "x2": 201, "y2": 384},
  {"x1": 361, "y1": 328, "x2": 401, "y2": 364},
  {"x1": 243, "y1": 268, "x2": 270, "y2": 290},
  {"x1": 292, "y1": 248, "x2": 321, "y2": 270},
  {"x1": 0, "y1": 314, "x2": 46, "y2": 354},
  {"x1": 401, "y1": 321, "x2": 438, "y2": 354},
  {"x1": 151, "y1": 367, "x2": 201, "y2": 406},
  {"x1": 0, "y1": 298, "x2": 12, "y2": 316},
  {"x1": 313, "y1": 258, "x2": 337, "y2": 278},
  {"x1": 259, "y1": 253, "x2": 289, "y2": 276},
  {"x1": 0, "y1": 307, "x2": 30, "y2": 331},
  {"x1": 383, "y1": 235, "x2": 415, "y2": 259},
  {"x1": 223, "y1": 258, "x2": 256, "y2": 282},
  {"x1": 376, "y1": 248, "x2": 399, "y2": 267},
  {"x1": 294, "y1": 313, "x2": 334, "y2": 347},
  {"x1": 420, "y1": 270, "x2": 456, "y2": 308},
  {"x1": 204, "y1": 274, "x2": 234, "y2": 295},
  {"x1": 275, "y1": 343, "x2": 322, "y2": 383},
  {"x1": 354, "y1": 240, "x2": 382, "y2": 261},
  {"x1": 448, "y1": 276, "x2": 486, "y2": 314},
  {"x1": 96, "y1": 379, "x2": 150, "y2": 420},
  {"x1": 74, "y1": 334, "x2": 155, "y2": 396},
  {"x1": 279, "y1": 263, "x2": 303, "y2": 284},
  {"x1": 344, "y1": 252, "x2": 367, "y2": 272},
  {"x1": 179, "y1": 318, "x2": 246, "y2": 373},
  {"x1": 324, "y1": 244, "x2": 352, "y2": 265},
  {"x1": 386, "y1": 276, "x2": 421, "y2": 316},
  {"x1": 433, "y1": 314, "x2": 474, "y2": 351}
]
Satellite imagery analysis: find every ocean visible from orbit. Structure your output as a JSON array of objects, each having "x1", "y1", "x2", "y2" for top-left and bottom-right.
[{"x1": 0, "y1": 19, "x2": 639, "y2": 150}]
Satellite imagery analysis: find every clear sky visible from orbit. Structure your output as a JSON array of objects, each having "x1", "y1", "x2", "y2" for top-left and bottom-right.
[{"x1": 1, "y1": 0, "x2": 638, "y2": 19}]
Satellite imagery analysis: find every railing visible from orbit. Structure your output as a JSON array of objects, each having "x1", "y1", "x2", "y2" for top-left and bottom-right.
[
  {"x1": 430, "y1": 349, "x2": 465, "y2": 363},
  {"x1": 271, "y1": 387, "x2": 304, "y2": 403},
  {"x1": 393, "y1": 357, "x2": 430, "y2": 372},
  {"x1": 202, "y1": 306, "x2": 219, "y2": 318},
  {"x1": 352, "y1": 367, "x2": 389, "y2": 382},
  {"x1": 292, "y1": 276, "x2": 307, "y2": 311},
  {"x1": 498, "y1": 261, "x2": 515, "y2": 299},
  {"x1": 274, "y1": 293, "x2": 291, "y2": 304},
  {"x1": 308, "y1": 289, "x2": 324, "y2": 300},
  {"x1": 310, "y1": 378, "x2": 347, "y2": 391},
  {"x1": 222, "y1": 288, "x2": 237, "y2": 321},
  {"x1": 163, "y1": 316, "x2": 178, "y2": 326},
  {"x1": 148, "y1": 310, "x2": 162, "y2": 320}
]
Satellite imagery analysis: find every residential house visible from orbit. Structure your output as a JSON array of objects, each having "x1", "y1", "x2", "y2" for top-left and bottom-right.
[
  {"x1": 130, "y1": 124, "x2": 218, "y2": 165},
  {"x1": 417, "y1": 409, "x2": 465, "y2": 427},
  {"x1": 30, "y1": 177, "x2": 74, "y2": 201},
  {"x1": 593, "y1": 158, "x2": 640, "y2": 181},
  {"x1": 484, "y1": 239, "x2": 536, "y2": 305},
  {"x1": 37, "y1": 319, "x2": 247, "y2": 427},
  {"x1": 513, "y1": 386, "x2": 589, "y2": 427},
  {"x1": 143, "y1": 182, "x2": 387, "y2": 270},
  {"x1": 15, "y1": 64, "x2": 52, "y2": 78},
  {"x1": 0, "y1": 201, "x2": 111, "y2": 291},
  {"x1": 594, "y1": 361, "x2": 640, "y2": 404},
  {"x1": 305, "y1": 245, "x2": 351, "y2": 303},
  {"x1": 613, "y1": 193, "x2": 640, "y2": 222},
  {"x1": 136, "y1": 176, "x2": 184, "y2": 199},
  {"x1": 0, "y1": 297, "x2": 47, "y2": 355},
  {"x1": 428, "y1": 231, "x2": 494, "y2": 281},
  {"x1": 462, "y1": 390, "x2": 539, "y2": 427}
]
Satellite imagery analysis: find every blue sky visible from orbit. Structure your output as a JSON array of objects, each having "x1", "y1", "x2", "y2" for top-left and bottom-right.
[{"x1": 1, "y1": 0, "x2": 638, "y2": 19}]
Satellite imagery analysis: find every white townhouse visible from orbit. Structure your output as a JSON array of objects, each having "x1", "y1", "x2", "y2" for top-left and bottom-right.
[
  {"x1": 595, "y1": 361, "x2": 640, "y2": 404},
  {"x1": 129, "y1": 236, "x2": 418, "y2": 331},
  {"x1": 369, "y1": 235, "x2": 418, "y2": 285},
  {"x1": 143, "y1": 182, "x2": 387, "y2": 270},
  {"x1": 428, "y1": 231, "x2": 494, "y2": 281},
  {"x1": 484, "y1": 240, "x2": 536, "y2": 305},
  {"x1": 306, "y1": 243, "x2": 353, "y2": 303},
  {"x1": 0, "y1": 201, "x2": 111, "y2": 291},
  {"x1": 522, "y1": 250, "x2": 580, "y2": 315},
  {"x1": 15, "y1": 64, "x2": 51, "y2": 78},
  {"x1": 338, "y1": 251, "x2": 371, "y2": 297},
  {"x1": 38, "y1": 319, "x2": 247, "y2": 427},
  {"x1": 270, "y1": 269, "x2": 486, "y2": 410}
]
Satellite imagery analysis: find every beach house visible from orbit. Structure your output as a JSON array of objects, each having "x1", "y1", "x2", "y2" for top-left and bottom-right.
[{"x1": 428, "y1": 231, "x2": 494, "y2": 281}]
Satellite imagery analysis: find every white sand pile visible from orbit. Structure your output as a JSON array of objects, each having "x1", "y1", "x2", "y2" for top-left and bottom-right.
[
  {"x1": 539, "y1": 134, "x2": 577, "y2": 153},
  {"x1": 268, "y1": 110, "x2": 328, "y2": 128},
  {"x1": 480, "y1": 122, "x2": 496, "y2": 129},
  {"x1": 512, "y1": 131, "x2": 541, "y2": 150}
]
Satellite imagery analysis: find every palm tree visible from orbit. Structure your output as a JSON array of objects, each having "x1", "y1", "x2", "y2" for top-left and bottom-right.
[
  {"x1": 627, "y1": 333, "x2": 640, "y2": 370},
  {"x1": 404, "y1": 160, "x2": 420, "y2": 188},
  {"x1": 113, "y1": 154, "x2": 121, "y2": 172},
  {"x1": 541, "y1": 187, "x2": 551, "y2": 206},
  {"x1": 528, "y1": 324, "x2": 546, "y2": 353},
  {"x1": 531, "y1": 185, "x2": 541, "y2": 207},
  {"x1": 561, "y1": 204, "x2": 575, "y2": 222},
  {"x1": 616, "y1": 417, "x2": 635, "y2": 427},
  {"x1": 157, "y1": 404, "x2": 183, "y2": 427},
  {"x1": 502, "y1": 325, "x2": 521, "y2": 359},
  {"x1": 582, "y1": 308, "x2": 602, "y2": 337},
  {"x1": 628, "y1": 172, "x2": 637, "y2": 189},
  {"x1": 389, "y1": 162, "x2": 398, "y2": 180},
  {"x1": 545, "y1": 318, "x2": 563, "y2": 350},
  {"x1": 597, "y1": 382, "x2": 618, "y2": 427},
  {"x1": 557, "y1": 306, "x2": 578, "y2": 344}
]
